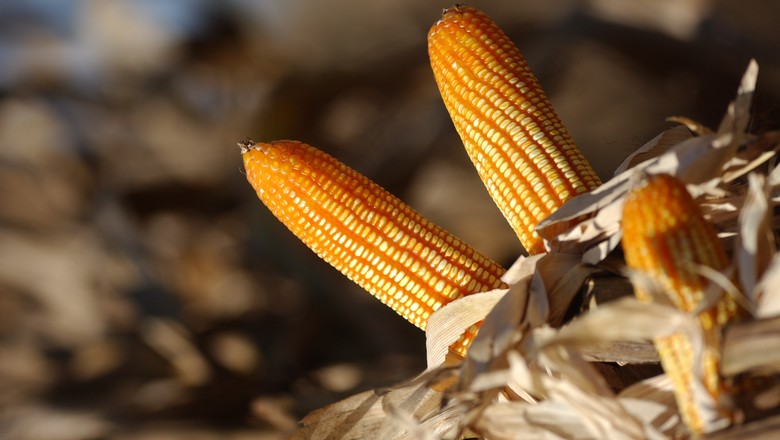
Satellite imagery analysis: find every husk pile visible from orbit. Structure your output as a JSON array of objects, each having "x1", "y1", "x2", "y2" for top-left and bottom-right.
[{"x1": 291, "y1": 61, "x2": 780, "y2": 439}]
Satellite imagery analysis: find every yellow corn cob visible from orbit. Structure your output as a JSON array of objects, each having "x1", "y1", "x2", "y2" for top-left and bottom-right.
[
  {"x1": 622, "y1": 173, "x2": 742, "y2": 434},
  {"x1": 241, "y1": 140, "x2": 508, "y2": 357},
  {"x1": 428, "y1": 5, "x2": 601, "y2": 255}
]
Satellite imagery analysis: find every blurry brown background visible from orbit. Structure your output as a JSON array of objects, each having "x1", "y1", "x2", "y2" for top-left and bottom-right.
[{"x1": 1, "y1": 0, "x2": 778, "y2": 438}]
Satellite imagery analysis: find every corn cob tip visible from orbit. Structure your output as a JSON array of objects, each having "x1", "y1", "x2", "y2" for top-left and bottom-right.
[
  {"x1": 238, "y1": 138, "x2": 256, "y2": 155},
  {"x1": 440, "y1": 4, "x2": 467, "y2": 16},
  {"x1": 432, "y1": 5, "x2": 478, "y2": 34}
]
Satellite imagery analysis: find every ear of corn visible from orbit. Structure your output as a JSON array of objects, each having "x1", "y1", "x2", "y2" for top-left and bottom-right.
[
  {"x1": 622, "y1": 174, "x2": 739, "y2": 327},
  {"x1": 428, "y1": 5, "x2": 601, "y2": 255},
  {"x1": 621, "y1": 173, "x2": 743, "y2": 433},
  {"x1": 241, "y1": 140, "x2": 508, "y2": 357}
]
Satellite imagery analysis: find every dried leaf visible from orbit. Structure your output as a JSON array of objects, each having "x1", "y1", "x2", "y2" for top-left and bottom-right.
[
  {"x1": 381, "y1": 395, "x2": 458, "y2": 440},
  {"x1": 425, "y1": 288, "x2": 509, "y2": 368},
  {"x1": 716, "y1": 59, "x2": 758, "y2": 148},
  {"x1": 292, "y1": 368, "x2": 457, "y2": 440},
  {"x1": 502, "y1": 254, "x2": 543, "y2": 285},
  {"x1": 292, "y1": 388, "x2": 386, "y2": 440},
  {"x1": 613, "y1": 125, "x2": 693, "y2": 175},
  {"x1": 537, "y1": 349, "x2": 648, "y2": 439},
  {"x1": 736, "y1": 173, "x2": 774, "y2": 299},
  {"x1": 755, "y1": 254, "x2": 780, "y2": 318},
  {"x1": 721, "y1": 315, "x2": 780, "y2": 376},
  {"x1": 666, "y1": 115, "x2": 713, "y2": 136},
  {"x1": 540, "y1": 376, "x2": 648, "y2": 440},
  {"x1": 706, "y1": 413, "x2": 780, "y2": 440},
  {"x1": 532, "y1": 251, "x2": 601, "y2": 325},
  {"x1": 620, "y1": 397, "x2": 681, "y2": 439},
  {"x1": 457, "y1": 256, "x2": 544, "y2": 378},
  {"x1": 505, "y1": 350, "x2": 541, "y2": 403},
  {"x1": 619, "y1": 374, "x2": 681, "y2": 435},
  {"x1": 579, "y1": 340, "x2": 658, "y2": 365},
  {"x1": 554, "y1": 297, "x2": 694, "y2": 346},
  {"x1": 475, "y1": 400, "x2": 593, "y2": 440},
  {"x1": 534, "y1": 327, "x2": 615, "y2": 399}
]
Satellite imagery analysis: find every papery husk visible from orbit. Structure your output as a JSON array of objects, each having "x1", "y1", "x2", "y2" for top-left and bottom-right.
[
  {"x1": 290, "y1": 366, "x2": 461, "y2": 440},
  {"x1": 290, "y1": 60, "x2": 780, "y2": 440},
  {"x1": 722, "y1": 315, "x2": 780, "y2": 377},
  {"x1": 737, "y1": 173, "x2": 775, "y2": 301},
  {"x1": 755, "y1": 254, "x2": 780, "y2": 318}
]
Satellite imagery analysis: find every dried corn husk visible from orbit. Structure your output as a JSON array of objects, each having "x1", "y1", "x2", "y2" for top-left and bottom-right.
[{"x1": 290, "y1": 59, "x2": 780, "y2": 440}]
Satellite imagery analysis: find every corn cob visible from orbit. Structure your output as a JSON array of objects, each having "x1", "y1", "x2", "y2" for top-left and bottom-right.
[
  {"x1": 241, "y1": 140, "x2": 508, "y2": 357},
  {"x1": 428, "y1": 5, "x2": 601, "y2": 255},
  {"x1": 621, "y1": 173, "x2": 742, "y2": 433}
]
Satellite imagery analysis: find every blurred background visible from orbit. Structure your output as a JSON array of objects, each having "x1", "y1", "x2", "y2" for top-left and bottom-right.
[{"x1": 1, "y1": 0, "x2": 778, "y2": 438}]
